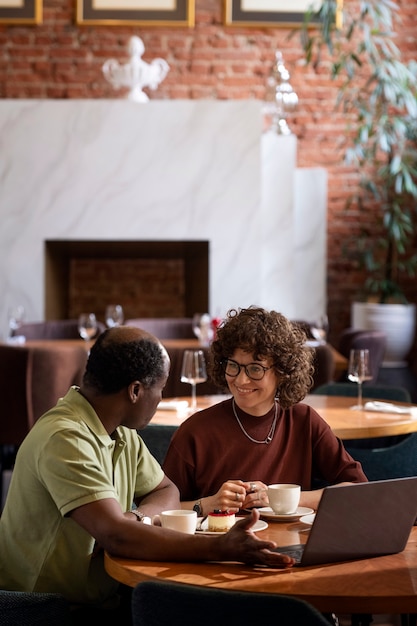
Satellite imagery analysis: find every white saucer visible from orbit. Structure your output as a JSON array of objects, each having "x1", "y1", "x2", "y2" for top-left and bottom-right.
[
  {"x1": 196, "y1": 518, "x2": 268, "y2": 535},
  {"x1": 258, "y1": 506, "x2": 314, "y2": 522},
  {"x1": 299, "y1": 513, "x2": 316, "y2": 525}
]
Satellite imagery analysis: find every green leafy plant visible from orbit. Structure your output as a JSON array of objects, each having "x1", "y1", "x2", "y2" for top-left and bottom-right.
[{"x1": 298, "y1": 0, "x2": 417, "y2": 303}]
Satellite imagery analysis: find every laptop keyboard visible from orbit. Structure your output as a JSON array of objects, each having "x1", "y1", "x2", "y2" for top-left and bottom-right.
[{"x1": 273, "y1": 544, "x2": 304, "y2": 563}]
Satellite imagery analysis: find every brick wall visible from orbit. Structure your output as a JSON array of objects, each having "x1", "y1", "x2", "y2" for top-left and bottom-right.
[
  {"x1": 1, "y1": 0, "x2": 416, "y2": 343},
  {"x1": 68, "y1": 258, "x2": 186, "y2": 322}
]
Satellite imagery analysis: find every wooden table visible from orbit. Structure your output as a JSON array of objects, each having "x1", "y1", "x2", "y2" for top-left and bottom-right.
[
  {"x1": 152, "y1": 394, "x2": 417, "y2": 440},
  {"x1": 104, "y1": 521, "x2": 417, "y2": 615}
]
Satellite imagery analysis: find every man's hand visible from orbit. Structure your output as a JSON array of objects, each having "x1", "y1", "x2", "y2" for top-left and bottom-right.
[{"x1": 217, "y1": 509, "x2": 295, "y2": 568}]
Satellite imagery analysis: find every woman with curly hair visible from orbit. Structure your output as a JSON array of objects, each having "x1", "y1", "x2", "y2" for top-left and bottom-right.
[{"x1": 162, "y1": 306, "x2": 367, "y2": 515}]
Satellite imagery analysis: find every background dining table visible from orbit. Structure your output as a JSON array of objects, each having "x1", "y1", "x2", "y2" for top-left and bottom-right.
[
  {"x1": 153, "y1": 394, "x2": 417, "y2": 441},
  {"x1": 104, "y1": 520, "x2": 417, "y2": 615}
]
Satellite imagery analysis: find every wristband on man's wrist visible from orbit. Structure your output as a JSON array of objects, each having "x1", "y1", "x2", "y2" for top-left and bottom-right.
[{"x1": 131, "y1": 509, "x2": 146, "y2": 522}]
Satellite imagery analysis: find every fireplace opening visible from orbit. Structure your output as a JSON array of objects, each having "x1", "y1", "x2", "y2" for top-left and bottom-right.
[{"x1": 45, "y1": 240, "x2": 209, "y2": 323}]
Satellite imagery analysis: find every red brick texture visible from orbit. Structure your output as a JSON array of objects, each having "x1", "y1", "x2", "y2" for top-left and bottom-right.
[{"x1": 1, "y1": 0, "x2": 416, "y2": 342}]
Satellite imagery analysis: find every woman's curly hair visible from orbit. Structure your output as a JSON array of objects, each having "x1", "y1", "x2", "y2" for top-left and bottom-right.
[{"x1": 209, "y1": 306, "x2": 314, "y2": 408}]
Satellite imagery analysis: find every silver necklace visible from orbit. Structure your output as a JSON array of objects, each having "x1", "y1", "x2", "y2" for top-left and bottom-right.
[{"x1": 232, "y1": 398, "x2": 278, "y2": 445}]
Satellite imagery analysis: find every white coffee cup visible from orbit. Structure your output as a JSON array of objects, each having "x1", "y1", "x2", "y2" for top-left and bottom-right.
[
  {"x1": 267, "y1": 483, "x2": 301, "y2": 515},
  {"x1": 160, "y1": 509, "x2": 197, "y2": 534}
]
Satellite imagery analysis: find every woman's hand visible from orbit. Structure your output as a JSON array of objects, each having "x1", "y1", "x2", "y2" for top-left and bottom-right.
[
  {"x1": 202, "y1": 479, "x2": 269, "y2": 513},
  {"x1": 242, "y1": 480, "x2": 269, "y2": 510}
]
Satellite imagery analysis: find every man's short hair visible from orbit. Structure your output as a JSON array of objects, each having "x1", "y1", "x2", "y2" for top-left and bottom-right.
[{"x1": 83, "y1": 329, "x2": 166, "y2": 394}]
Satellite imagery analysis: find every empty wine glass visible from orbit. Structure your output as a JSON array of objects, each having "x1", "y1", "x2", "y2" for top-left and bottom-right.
[
  {"x1": 310, "y1": 315, "x2": 329, "y2": 344},
  {"x1": 105, "y1": 304, "x2": 124, "y2": 328},
  {"x1": 7, "y1": 305, "x2": 25, "y2": 337},
  {"x1": 347, "y1": 349, "x2": 373, "y2": 410},
  {"x1": 180, "y1": 350, "x2": 207, "y2": 411},
  {"x1": 78, "y1": 313, "x2": 98, "y2": 342}
]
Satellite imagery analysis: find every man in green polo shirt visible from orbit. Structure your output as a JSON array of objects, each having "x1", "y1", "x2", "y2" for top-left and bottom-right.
[{"x1": 0, "y1": 326, "x2": 294, "y2": 623}]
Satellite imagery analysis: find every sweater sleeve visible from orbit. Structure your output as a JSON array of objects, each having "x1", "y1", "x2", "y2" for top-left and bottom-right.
[{"x1": 307, "y1": 405, "x2": 368, "y2": 485}]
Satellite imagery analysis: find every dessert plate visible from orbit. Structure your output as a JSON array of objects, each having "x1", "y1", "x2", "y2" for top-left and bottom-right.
[
  {"x1": 299, "y1": 513, "x2": 316, "y2": 525},
  {"x1": 258, "y1": 506, "x2": 314, "y2": 522},
  {"x1": 196, "y1": 518, "x2": 268, "y2": 535}
]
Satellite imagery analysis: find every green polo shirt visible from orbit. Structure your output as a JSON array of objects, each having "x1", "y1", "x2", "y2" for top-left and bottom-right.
[{"x1": 0, "y1": 387, "x2": 164, "y2": 607}]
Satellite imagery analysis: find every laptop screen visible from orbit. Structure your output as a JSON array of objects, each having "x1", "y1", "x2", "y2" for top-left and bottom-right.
[{"x1": 274, "y1": 477, "x2": 417, "y2": 567}]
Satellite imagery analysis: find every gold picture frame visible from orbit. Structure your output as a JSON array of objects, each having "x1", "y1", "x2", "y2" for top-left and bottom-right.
[
  {"x1": 76, "y1": 0, "x2": 195, "y2": 27},
  {"x1": 0, "y1": 0, "x2": 42, "y2": 24},
  {"x1": 224, "y1": 1, "x2": 340, "y2": 27}
]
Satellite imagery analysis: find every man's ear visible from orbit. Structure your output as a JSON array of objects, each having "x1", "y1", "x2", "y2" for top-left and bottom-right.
[{"x1": 129, "y1": 381, "x2": 141, "y2": 403}]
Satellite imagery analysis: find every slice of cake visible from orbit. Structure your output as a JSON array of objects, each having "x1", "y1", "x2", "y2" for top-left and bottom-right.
[{"x1": 207, "y1": 510, "x2": 236, "y2": 532}]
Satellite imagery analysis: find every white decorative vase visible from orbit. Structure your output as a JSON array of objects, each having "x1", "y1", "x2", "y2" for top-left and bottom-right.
[{"x1": 351, "y1": 302, "x2": 416, "y2": 367}]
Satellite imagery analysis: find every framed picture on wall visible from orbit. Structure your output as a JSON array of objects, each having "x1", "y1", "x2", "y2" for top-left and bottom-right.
[
  {"x1": 76, "y1": 0, "x2": 195, "y2": 26},
  {"x1": 224, "y1": 1, "x2": 339, "y2": 27},
  {"x1": 0, "y1": 0, "x2": 42, "y2": 24}
]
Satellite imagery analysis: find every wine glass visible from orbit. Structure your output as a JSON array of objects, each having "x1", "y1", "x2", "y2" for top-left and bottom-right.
[
  {"x1": 180, "y1": 350, "x2": 207, "y2": 411},
  {"x1": 192, "y1": 313, "x2": 213, "y2": 347},
  {"x1": 78, "y1": 313, "x2": 98, "y2": 342},
  {"x1": 310, "y1": 315, "x2": 329, "y2": 344},
  {"x1": 347, "y1": 349, "x2": 373, "y2": 410},
  {"x1": 105, "y1": 304, "x2": 124, "y2": 328},
  {"x1": 7, "y1": 305, "x2": 25, "y2": 337}
]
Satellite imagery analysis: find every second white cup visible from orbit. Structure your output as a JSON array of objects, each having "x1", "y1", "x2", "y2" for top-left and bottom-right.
[
  {"x1": 267, "y1": 483, "x2": 301, "y2": 515},
  {"x1": 160, "y1": 509, "x2": 197, "y2": 534}
]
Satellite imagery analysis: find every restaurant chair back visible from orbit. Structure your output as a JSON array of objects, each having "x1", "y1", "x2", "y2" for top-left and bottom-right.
[
  {"x1": 312, "y1": 382, "x2": 411, "y2": 403},
  {"x1": 125, "y1": 318, "x2": 195, "y2": 339},
  {"x1": 311, "y1": 344, "x2": 335, "y2": 390},
  {"x1": 139, "y1": 425, "x2": 178, "y2": 465},
  {"x1": 131, "y1": 580, "x2": 331, "y2": 626},
  {"x1": 0, "y1": 342, "x2": 87, "y2": 506},
  {"x1": 0, "y1": 589, "x2": 71, "y2": 625},
  {"x1": 161, "y1": 344, "x2": 222, "y2": 398},
  {"x1": 0, "y1": 346, "x2": 35, "y2": 447},
  {"x1": 291, "y1": 319, "x2": 316, "y2": 339},
  {"x1": 337, "y1": 328, "x2": 387, "y2": 383},
  {"x1": 290, "y1": 322, "x2": 335, "y2": 391},
  {"x1": 345, "y1": 433, "x2": 417, "y2": 482},
  {"x1": 13, "y1": 319, "x2": 105, "y2": 340}
]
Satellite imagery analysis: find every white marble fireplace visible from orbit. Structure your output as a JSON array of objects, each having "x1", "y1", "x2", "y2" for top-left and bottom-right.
[{"x1": 0, "y1": 99, "x2": 326, "y2": 339}]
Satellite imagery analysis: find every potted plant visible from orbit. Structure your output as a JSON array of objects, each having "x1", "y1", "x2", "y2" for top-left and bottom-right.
[{"x1": 297, "y1": 0, "x2": 417, "y2": 365}]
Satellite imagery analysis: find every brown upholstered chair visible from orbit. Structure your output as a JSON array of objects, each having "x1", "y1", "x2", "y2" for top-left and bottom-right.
[
  {"x1": 337, "y1": 328, "x2": 387, "y2": 384},
  {"x1": 0, "y1": 345, "x2": 35, "y2": 449},
  {"x1": 0, "y1": 343, "x2": 87, "y2": 474},
  {"x1": 311, "y1": 344, "x2": 335, "y2": 391},
  {"x1": 288, "y1": 321, "x2": 336, "y2": 391},
  {"x1": 14, "y1": 319, "x2": 105, "y2": 340},
  {"x1": 125, "y1": 318, "x2": 195, "y2": 340},
  {"x1": 162, "y1": 344, "x2": 222, "y2": 398},
  {"x1": 291, "y1": 319, "x2": 316, "y2": 340}
]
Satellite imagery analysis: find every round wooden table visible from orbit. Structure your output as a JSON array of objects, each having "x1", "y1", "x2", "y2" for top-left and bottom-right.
[
  {"x1": 104, "y1": 521, "x2": 417, "y2": 615},
  {"x1": 152, "y1": 394, "x2": 417, "y2": 440}
]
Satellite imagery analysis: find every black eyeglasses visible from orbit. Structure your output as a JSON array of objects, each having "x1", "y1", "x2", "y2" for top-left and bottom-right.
[{"x1": 222, "y1": 358, "x2": 274, "y2": 381}]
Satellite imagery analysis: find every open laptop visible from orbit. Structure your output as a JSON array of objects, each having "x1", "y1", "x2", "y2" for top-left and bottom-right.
[{"x1": 274, "y1": 477, "x2": 417, "y2": 566}]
